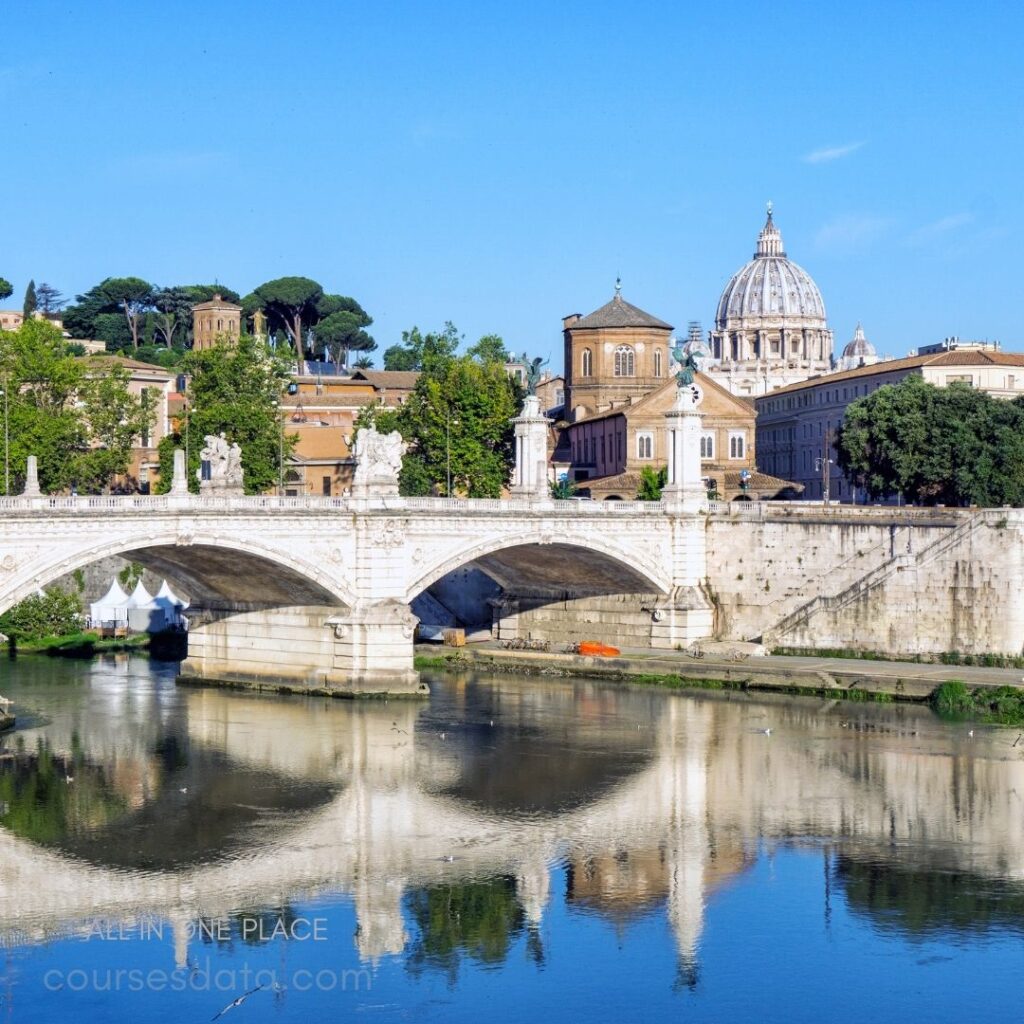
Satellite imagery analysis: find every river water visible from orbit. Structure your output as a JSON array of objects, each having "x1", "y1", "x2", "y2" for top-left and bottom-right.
[{"x1": 1, "y1": 655, "x2": 1022, "y2": 1022}]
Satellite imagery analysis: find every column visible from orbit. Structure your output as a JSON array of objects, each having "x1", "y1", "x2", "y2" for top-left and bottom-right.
[
  {"x1": 510, "y1": 394, "x2": 550, "y2": 500},
  {"x1": 662, "y1": 386, "x2": 705, "y2": 512}
]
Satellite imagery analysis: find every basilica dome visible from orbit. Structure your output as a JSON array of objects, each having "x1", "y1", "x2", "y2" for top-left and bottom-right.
[
  {"x1": 714, "y1": 207, "x2": 827, "y2": 328},
  {"x1": 837, "y1": 323, "x2": 878, "y2": 371}
]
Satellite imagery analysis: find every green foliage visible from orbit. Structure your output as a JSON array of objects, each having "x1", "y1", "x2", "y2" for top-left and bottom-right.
[
  {"x1": 249, "y1": 277, "x2": 324, "y2": 363},
  {"x1": 22, "y1": 279, "x2": 36, "y2": 318},
  {"x1": 35, "y1": 282, "x2": 64, "y2": 315},
  {"x1": 72, "y1": 569, "x2": 86, "y2": 593},
  {"x1": 353, "y1": 354, "x2": 374, "y2": 369},
  {"x1": 0, "y1": 586, "x2": 83, "y2": 641},
  {"x1": 931, "y1": 680, "x2": 1024, "y2": 724},
  {"x1": 363, "y1": 347, "x2": 520, "y2": 497},
  {"x1": 637, "y1": 464, "x2": 668, "y2": 501},
  {"x1": 383, "y1": 323, "x2": 460, "y2": 371},
  {"x1": 466, "y1": 334, "x2": 509, "y2": 365},
  {"x1": 550, "y1": 475, "x2": 577, "y2": 499},
  {"x1": 405, "y1": 877, "x2": 525, "y2": 980},
  {"x1": 118, "y1": 562, "x2": 145, "y2": 590},
  {"x1": 0, "y1": 319, "x2": 156, "y2": 492},
  {"x1": 155, "y1": 333, "x2": 293, "y2": 495},
  {"x1": 99, "y1": 277, "x2": 154, "y2": 350},
  {"x1": 0, "y1": 278, "x2": 11, "y2": 301},
  {"x1": 314, "y1": 306, "x2": 376, "y2": 367},
  {"x1": 837, "y1": 376, "x2": 1024, "y2": 506}
]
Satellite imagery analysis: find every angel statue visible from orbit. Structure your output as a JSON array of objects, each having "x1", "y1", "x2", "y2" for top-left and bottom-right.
[
  {"x1": 521, "y1": 353, "x2": 549, "y2": 396},
  {"x1": 672, "y1": 341, "x2": 702, "y2": 388}
]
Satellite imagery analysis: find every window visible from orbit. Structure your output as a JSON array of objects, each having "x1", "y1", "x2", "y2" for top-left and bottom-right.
[
  {"x1": 1008, "y1": 375, "x2": 1016, "y2": 390},
  {"x1": 217, "y1": 318, "x2": 223, "y2": 331},
  {"x1": 322, "y1": 475, "x2": 332, "y2": 496},
  {"x1": 555, "y1": 388, "x2": 565, "y2": 406},
  {"x1": 636, "y1": 432, "x2": 654, "y2": 459},
  {"x1": 654, "y1": 349, "x2": 663, "y2": 377},
  {"x1": 139, "y1": 388, "x2": 152, "y2": 447},
  {"x1": 947, "y1": 374, "x2": 973, "y2": 386},
  {"x1": 700, "y1": 433, "x2": 715, "y2": 460},
  {"x1": 729, "y1": 432, "x2": 745, "y2": 459},
  {"x1": 581, "y1": 348, "x2": 592, "y2": 376},
  {"x1": 613, "y1": 345, "x2": 635, "y2": 377}
]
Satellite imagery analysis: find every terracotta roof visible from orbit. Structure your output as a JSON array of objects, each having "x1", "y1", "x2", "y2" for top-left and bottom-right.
[
  {"x1": 571, "y1": 292, "x2": 672, "y2": 331},
  {"x1": 81, "y1": 355, "x2": 174, "y2": 377},
  {"x1": 281, "y1": 394, "x2": 373, "y2": 408},
  {"x1": 349, "y1": 370, "x2": 420, "y2": 390},
  {"x1": 720, "y1": 470, "x2": 803, "y2": 493},
  {"x1": 570, "y1": 372, "x2": 752, "y2": 427},
  {"x1": 758, "y1": 350, "x2": 1024, "y2": 399}
]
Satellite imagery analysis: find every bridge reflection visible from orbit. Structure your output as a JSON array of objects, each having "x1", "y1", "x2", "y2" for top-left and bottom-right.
[{"x1": 2, "y1": 663, "x2": 1024, "y2": 973}]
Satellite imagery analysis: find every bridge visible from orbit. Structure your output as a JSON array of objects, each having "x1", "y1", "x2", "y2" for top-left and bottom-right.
[
  {"x1": 0, "y1": 489, "x2": 711, "y2": 692},
  {"x1": 3, "y1": 385, "x2": 1022, "y2": 690}
]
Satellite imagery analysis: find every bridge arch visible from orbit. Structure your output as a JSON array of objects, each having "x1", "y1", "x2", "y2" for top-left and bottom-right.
[
  {"x1": 0, "y1": 529, "x2": 356, "y2": 618},
  {"x1": 405, "y1": 528, "x2": 671, "y2": 603}
]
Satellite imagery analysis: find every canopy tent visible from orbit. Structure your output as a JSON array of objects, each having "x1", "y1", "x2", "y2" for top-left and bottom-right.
[
  {"x1": 127, "y1": 579, "x2": 189, "y2": 633},
  {"x1": 89, "y1": 580, "x2": 130, "y2": 626}
]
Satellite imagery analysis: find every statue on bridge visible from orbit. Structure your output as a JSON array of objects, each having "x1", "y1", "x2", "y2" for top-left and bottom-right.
[
  {"x1": 521, "y1": 353, "x2": 549, "y2": 397},
  {"x1": 352, "y1": 426, "x2": 407, "y2": 497},
  {"x1": 672, "y1": 341, "x2": 702, "y2": 388},
  {"x1": 198, "y1": 433, "x2": 245, "y2": 495}
]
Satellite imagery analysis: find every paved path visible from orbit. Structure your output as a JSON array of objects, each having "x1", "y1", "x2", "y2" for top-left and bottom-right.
[{"x1": 422, "y1": 641, "x2": 1024, "y2": 701}]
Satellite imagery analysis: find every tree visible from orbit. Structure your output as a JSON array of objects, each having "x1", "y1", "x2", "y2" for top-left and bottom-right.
[
  {"x1": 100, "y1": 277, "x2": 153, "y2": 350},
  {"x1": 550, "y1": 474, "x2": 577, "y2": 499},
  {"x1": 315, "y1": 309, "x2": 377, "y2": 369},
  {"x1": 35, "y1": 282, "x2": 64, "y2": 316},
  {"x1": 836, "y1": 375, "x2": 1024, "y2": 506},
  {"x1": 151, "y1": 287, "x2": 193, "y2": 348},
  {"x1": 467, "y1": 334, "x2": 509, "y2": 365},
  {"x1": 249, "y1": 277, "x2": 324, "y2": 367},
  {"x1": 22, "y1": 280, "x2": 36, "y2": 319},
  {"x1": 0, "y1": 318, "x2": 156, "y2": 493},
  {"x1": 637, "y1": 465, "x2": 668, "y2": 501},
  {"x1": 383, "y1": 323, "x2": 460, "y2": 371},
  {"x1": 0, "y1": 586, "x2": 82, "y2": 642},
  {"x1": 155, "y1": 333, "x2": 294, "y2": 495},
  {"x1": 353, "y1": 355, "x2": 375, "y2": 369},
  {"x1": 363, "y1": 346, "x2": 521, "y2": 497},
  {"x1": 0, "y1": 279, "x2": 11, "y2": 302}
]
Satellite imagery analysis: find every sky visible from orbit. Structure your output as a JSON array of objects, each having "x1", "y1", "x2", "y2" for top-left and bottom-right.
[{"x1": 3, "y1": 0, "x2": 1023, "y2": 370}]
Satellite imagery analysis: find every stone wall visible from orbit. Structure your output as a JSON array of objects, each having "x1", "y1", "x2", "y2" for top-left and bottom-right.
[{"x1": 706, "y1": 508, "x2": 1024, "y2": 657}]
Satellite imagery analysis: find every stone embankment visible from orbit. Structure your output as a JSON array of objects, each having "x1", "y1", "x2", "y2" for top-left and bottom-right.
[{"x1": 417, "y1": 642, "x2": 1024, "y2": 705}]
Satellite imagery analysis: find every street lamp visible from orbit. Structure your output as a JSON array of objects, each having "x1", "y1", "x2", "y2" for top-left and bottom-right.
[
  {"x1": 271, "y1": 399, "x2": 283, "y2": 495},
  {"x1": 0, "y1": 377, "x2": 8, "y2": 496},
  {"x1": 183, "y1": 399, "x2": 190, "y2": 488},
  {"x1": 445, "y1": 407, "x2": 460, "y2": 497}
]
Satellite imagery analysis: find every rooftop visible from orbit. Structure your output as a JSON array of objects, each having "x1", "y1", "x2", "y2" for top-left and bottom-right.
[
  {"x1": 349, "y1": 370, "x2": 421, "y2": 390},
  {"x1": 570, "y1": 283, "x2": 672, "y2": 332},
  {"x1": 758, "y1": 349, "x2": 1024, "y2": 400}
]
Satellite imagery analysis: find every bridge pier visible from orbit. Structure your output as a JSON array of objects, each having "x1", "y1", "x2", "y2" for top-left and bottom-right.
[{"x1": 180, "y1": 601, "x2": 427, "y2": 697}]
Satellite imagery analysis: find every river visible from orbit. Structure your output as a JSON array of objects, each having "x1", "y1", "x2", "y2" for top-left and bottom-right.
[{"x1": 0, "y1": 654, "x2": 1022, "y2": 1022}]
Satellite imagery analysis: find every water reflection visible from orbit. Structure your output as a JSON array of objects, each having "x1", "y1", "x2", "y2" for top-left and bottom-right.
[{"x1": 2, "y1": 658, "x2": 1024, "y2": 981}]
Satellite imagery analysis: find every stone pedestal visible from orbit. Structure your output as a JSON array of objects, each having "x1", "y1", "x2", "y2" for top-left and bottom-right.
[
  {"x1": 169, "y1": 449, "x2": 189, "y2": 496},
  {"x1": 21, "y1": 456, "x2": 40, "y2": 497},
  {"x1": 510, "y1": 394, "x2": 549, "y2": 500},
  {"x1": 179, "y1": 601, "x2": 427, "y2": 697},
  {"x1": 662, "y1": 385, "x2": 705, "y2": 512}
]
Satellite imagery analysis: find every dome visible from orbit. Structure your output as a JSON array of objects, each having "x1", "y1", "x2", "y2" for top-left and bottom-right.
[
  {"x1": 838, "y1": 323, "x2": 878, "y2": 370},
  {"x1": 715, "y1": 207, "x2": 827, "y2": 328}
]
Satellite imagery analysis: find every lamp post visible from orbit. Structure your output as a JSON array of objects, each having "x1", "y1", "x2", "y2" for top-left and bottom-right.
[
  {"x1": 1, "y1": 377, "x2": 8, "y2": 496},
  {"x1": 183, "y1": 399, "x2": 190, "y2": 489},
  {"x1": 271, "y1": 399, "x2": 283, "y2": 495},
  {"x1": 445, "y1": 407, "x2": 459, "y2": 497}
]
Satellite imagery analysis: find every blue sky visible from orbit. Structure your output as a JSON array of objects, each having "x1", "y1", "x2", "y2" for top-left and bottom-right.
[{"x1": 3, "y1": 0, "x2": 1022, "y2": 368}]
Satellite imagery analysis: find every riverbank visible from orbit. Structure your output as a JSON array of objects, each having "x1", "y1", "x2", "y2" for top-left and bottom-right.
[
  {"x1": 2, "y1": 631, "x2": 187, "y2": 660},
  {"x1": 415, "y1": 643, "x2": 1024, "y2": 719}
]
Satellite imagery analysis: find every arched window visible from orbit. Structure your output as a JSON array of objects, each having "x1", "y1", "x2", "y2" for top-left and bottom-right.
[
  {"x1": 654, "y1": 349, "x2": 662, "y2": 377},
  {"x1": 614, "y1": 345, "x2": 635, "y2": 377},
  {"x1": 636, "y1": 432, "x2": 653, "y2": 459},
  {"x1": 729, "y1": 432, "x2": 745, "y2": 459},
  {"x1": 700, "y1": 433, "x2": 715, "y2": 460},
  {"x1": 217, "y1": 319, "x2": 223, "y2": 331},
  {"x1": 581, "y1": 348, "x2": 592, "y2": 376}
]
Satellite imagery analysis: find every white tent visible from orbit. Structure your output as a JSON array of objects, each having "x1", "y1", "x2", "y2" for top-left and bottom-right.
[
  {"x1": 89, "y1": 580, "x2": 130, "y2": 627},
  {"x1": 128, "y1": 579, "x2": 189, "y2": 633}
]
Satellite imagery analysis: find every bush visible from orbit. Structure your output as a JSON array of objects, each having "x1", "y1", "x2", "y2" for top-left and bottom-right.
[{"x1": 0, "y1": 587, "x2": 83, "y2": 642}]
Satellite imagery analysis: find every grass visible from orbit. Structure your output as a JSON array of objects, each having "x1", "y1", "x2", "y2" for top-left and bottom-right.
[
  {"x1": 931, "y1": 680, "x2": 1024, "y2": 725},
  {"x1": 8, "y1": 631, "x2": 152, "y2": 658},
  {"x1": 414, "y1": 653, "x2": 466, "y2": 671},
  {"x1": 772, "y1": 646, "x2": 1024, "y2": 670}
]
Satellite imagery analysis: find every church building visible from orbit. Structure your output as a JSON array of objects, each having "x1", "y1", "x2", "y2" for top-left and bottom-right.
[
  {"x1": 556, "y1": 285, "x2": 801, "y2": 501},
  {"x1": 701, "y1": 205, "x2": 834, "y2": 396}
]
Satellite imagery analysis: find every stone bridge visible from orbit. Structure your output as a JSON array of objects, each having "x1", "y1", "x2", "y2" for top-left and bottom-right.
[{"x1": 0, "y1": 490, "x2": 711, "y2": 692}]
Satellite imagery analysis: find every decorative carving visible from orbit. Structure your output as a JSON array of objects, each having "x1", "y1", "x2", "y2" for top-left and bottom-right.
[
  {"x1": 332, "y1": 623, "x2": 348, "y2": 639},
  {"x1": 352, "y1": 427, "x2": 406, "y2": 495},
  {"x1": 411, "y1": 546, "x2": 424, "y2": 564},
  {"x1": 197, "y1": 433, "x2": 244, "y2": 494},
  {"x1": 0, "y1": 554, "x2": 15, "y2": 572},
  {"x1": 370, "y1": 519, "x2": 406, "y2": 549}
]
